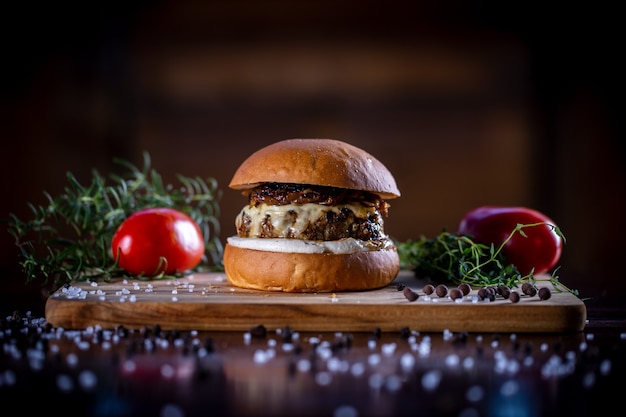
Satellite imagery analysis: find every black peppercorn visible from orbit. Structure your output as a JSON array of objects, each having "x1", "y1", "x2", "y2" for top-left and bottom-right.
[
  {"x1": 498, "y1": 285, "x2": 511, "y2": 299},
  {"x1": 477, "y1": 288, "x2": 488, "y2": 300},
  {"x1": 521, "y1": 282, "x2": 536, "y2": 295},
  {"x1": 478, "y1": 287, "x2": 496, "y2": 301},
  {"x1": 449, "y1": 288, "x2": 463, "y2": 301},
  {"x1": 400, "y1": 327, "x2": 411, "y2": 338},
  {"x1": 435, "y1": 284, "x2": 448, "y2": 297},
  {"x1": 250, "y1": 324, "x2": 267, "y2": 338},
  {"x1": 458, "y1": 283, "x2": 471, "y2": 296},
  {"x1": 403, "y1": 286, "x2": 419, "y2": 302},
  {"x1": 282, "y1": 326, "x2": 294, "y2": 342},
  {"x1": 538, "y1": 287, "x2": 552, "y2": 300}
]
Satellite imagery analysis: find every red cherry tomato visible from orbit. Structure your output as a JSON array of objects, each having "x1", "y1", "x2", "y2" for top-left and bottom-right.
[
  {"x1": 457, "y1": 206, "x2": 563, "y2": 275},
  {"x1": 111, "y1": 208, "x2": 205, "y2": 276}
]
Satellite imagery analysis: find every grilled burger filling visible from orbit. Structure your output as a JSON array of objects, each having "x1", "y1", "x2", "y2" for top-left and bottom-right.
[{"x1": 235, "y1": 183, "x2": 392, "y2": 249}]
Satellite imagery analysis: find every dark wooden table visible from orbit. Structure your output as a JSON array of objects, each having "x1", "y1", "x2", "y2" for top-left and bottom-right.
[{"x1": 1, "y1": 295, "x2": 625, "y2": 417}]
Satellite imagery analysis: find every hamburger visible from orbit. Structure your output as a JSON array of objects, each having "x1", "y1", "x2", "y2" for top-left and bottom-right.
[{"x1": 223, "y1": 138, "x2": 401, "y2": 292}]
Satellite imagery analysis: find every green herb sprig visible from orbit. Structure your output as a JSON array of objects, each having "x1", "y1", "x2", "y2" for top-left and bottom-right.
[
  {"x1": 5, "y1": 151, "x2": 223, "y2": 289},
  {"x1": 395, "y1": 223, "x2": 577, "y2": 295}
]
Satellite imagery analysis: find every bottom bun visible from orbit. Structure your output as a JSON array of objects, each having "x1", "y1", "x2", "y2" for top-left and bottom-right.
[{"x1": 223, "y1": 243, "x2": 400, "y2": 292}]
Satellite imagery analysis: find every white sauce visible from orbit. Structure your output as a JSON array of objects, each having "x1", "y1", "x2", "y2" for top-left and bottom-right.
[{"x1": 226, "y1": 236, "x2": 393, "y2": 254}]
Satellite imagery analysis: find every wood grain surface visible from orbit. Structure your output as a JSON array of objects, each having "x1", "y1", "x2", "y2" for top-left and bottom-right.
[{"x1": 45, "y1": 271, "x2": 587, "y2": 332}]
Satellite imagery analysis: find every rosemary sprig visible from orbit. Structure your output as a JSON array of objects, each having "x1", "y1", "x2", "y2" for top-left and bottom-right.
[
  {"x1": 395, "y1": 223, "x2": 577, "y2": 296},
  {"x1": 5, "y1": 151, "x2": 223, "y2": 289}
]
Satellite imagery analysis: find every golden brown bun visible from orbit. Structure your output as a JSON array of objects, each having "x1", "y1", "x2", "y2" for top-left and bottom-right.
[
  {"x1": 229, "y1": 138, "x2": 400, "y2": 199},
  {"x1": 223, "y1": 243, "x2": 400, "y2": 292}
]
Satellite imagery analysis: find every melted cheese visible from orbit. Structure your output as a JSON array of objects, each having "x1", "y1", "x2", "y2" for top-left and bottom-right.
[{"x1": 236, "y1": 202, "x2": 379, "y2": 239}]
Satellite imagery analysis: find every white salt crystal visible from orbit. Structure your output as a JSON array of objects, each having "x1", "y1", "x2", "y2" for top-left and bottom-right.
[
  {"x1": 160, "y1": 403, "x2": 185, "y2": 417},
  {"x1": 78, "y1": 370, "x2": 97, "y2": 390},
  {"x1": 465, "y1": 385, "x2": 484, "y2": 402},
  {"x1": 463, "y1": 356, "x2": 475, "y2": 370},
  {"x1": 500, "y1": 380, "x2": 519, "y2": 396},
  {"x1": 253, "y1": 349, "x2": 270, "y2": 364},
  {"x1": 368, "y1": 373, "x2": 384, "y2": 389},
  {"x1": 582, "y1": 372, "x2": 596, "y2": 388},
  {"x1": 400, "y1": 353, "x2": 415, "y2": 372},
  {"x1": 161, "y1": 364, "x2": 175, "y2": 378},
  {"x1": 385, "y1": 375, "x2": 403, "y2": 392},
  {"x1": 56, "y1": 374, "x2": 74, "y2": 392},
  {"x1": 381, "y1": 343, "x2": 397, "y2": 357},
  {"x1": 315, "y1": 371, "x2": 333, "y2": 386},
  {"x1": 333, "y1": 405, "x2": 358, "y2": 417},
  {"x1": 367, "y1": 353, "x2": 381, "y2": 367},
  {"x1": 0, "y1": 369, "x2": 17, "y2": 387},
  {"x1": 296, "y1": 358, "x2": 311, "y2": 372},
  {"x1": 421, "y1": 370, "x2": 442, "y2": 391},
  {"x1": 600, "y1": 359, "x2": 612, "y2": 375},
  {"x1": 350, "y1": 362, "x2": 365, "y2": 377},
  {"x1": 66, "y1": 352, "x2": 79, "y2": 367},
  {"x1": 445, "y1": 353, "x2": 460, "y2": 368},
  {"x1": 367, "y1": 339, "x2": 377, "y2": 350}
]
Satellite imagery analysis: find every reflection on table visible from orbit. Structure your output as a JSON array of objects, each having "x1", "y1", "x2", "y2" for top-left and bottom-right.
[{"x1": 1, "y1": 311, "x2": 624, "y2": 417}]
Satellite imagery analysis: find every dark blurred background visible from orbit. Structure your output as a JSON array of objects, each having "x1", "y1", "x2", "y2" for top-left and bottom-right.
[{"x1": 1, "y1": 1, "x2": 624, "y2": 315}]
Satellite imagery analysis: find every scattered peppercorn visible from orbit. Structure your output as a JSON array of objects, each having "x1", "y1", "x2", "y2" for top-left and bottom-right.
[
  {"x1": 249, "y1": 324, "x2": 267, "y2": 338},
  {"x1": 435, "y1": 284, "x2": 448, "y2": 298},
  {"x1": 478, "y1": 287, "x2": 496, "y2": 301},
  {"x1": 538, "y1": 287, "x2": 552, "y2": 300},
  {"x1": 282, "y1": 326, "x2": 294, "y2": 342},
  {"x1": 477, "y1": 287, "x2": 488, "y2": 300},
  {"x1": 449, "y1": 288, "x2": 463, "y2": 301},
  {"x1": 400, "y1": 327, "x2": 411, "y2": 338},
  {"x1": 331, "y1": 333, "x2": 353, "y2": 351},
  {"x1": 116, "y1": 325, "x2": 129, "y2": 338},
  {"x1": 498, "y1": 285, "x2": 511, "y2": 299},
  {"x1": 403, "y1": 286, "x2": 419, "y2": 302},
  {"x1": 410, "y1": 277, "x2": 556, "y2": 304},
  {"x1": 508, "y1": 291, "x2": 520, "y2": 303},
  {"x1": 458, "y1": 283, "x2": 471, "y2": 296},
  {"x1": 423, "y1": 284, "x2": 435, "y2": 295},
  {"x1": 204, "y1": 338, "x2": 215, "y2": 353},
  {"x1": 521, "y1": 282, "x2": 534, "y2": 295}
]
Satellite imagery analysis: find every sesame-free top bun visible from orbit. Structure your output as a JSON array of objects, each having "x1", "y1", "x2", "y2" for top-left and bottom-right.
[
  {"x1": 224, "y1": 138, "x2": 401, "y2": 293},
  {"x1": 223, "y1": 244, "x2": 400, "y2": 292},
  {"x1": 229, "y1": 138, "x2": 400, "y2": 199}
]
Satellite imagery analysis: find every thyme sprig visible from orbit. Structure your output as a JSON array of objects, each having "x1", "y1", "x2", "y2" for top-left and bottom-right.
[
  {"x1": 5, "y1": 152, "x2": 223, "y2": 289},
  {"x1": 395, "y1": 222, "x2": 577, "y2": 295}
]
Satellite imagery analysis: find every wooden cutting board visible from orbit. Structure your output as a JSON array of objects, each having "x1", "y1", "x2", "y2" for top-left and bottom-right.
[{"x1": 45, "y1": 271, "x2": 586, "y2": 333}]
